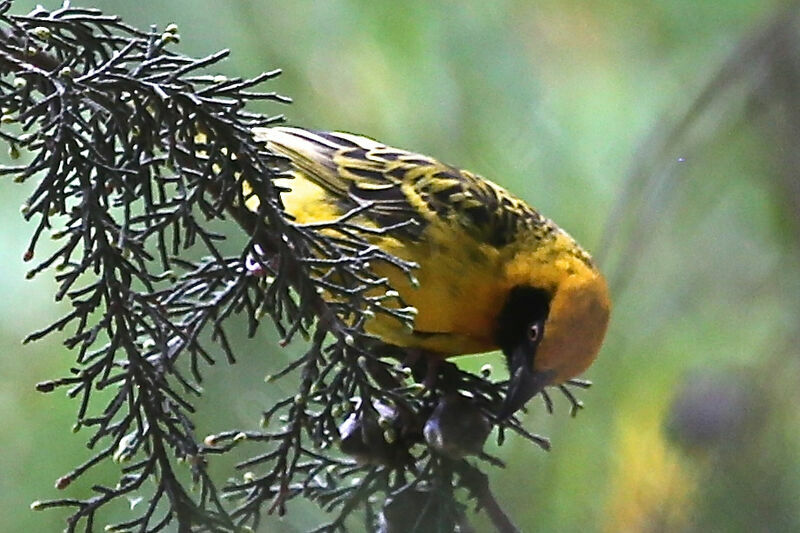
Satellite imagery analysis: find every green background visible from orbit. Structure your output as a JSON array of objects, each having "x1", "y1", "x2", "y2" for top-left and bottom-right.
[{"x1": 2, "y1": 1, "x2": 799, "y2": 531}]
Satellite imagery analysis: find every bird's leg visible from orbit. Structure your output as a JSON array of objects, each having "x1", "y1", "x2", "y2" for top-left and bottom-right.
[
  {"x1": 402, "y1": 348, "x2": 443, "y2": 390},
  {"x1": 423, "y1": 356, "x2": 442, "y2": 390},
  {"x1": 402, "y1": 347, "x2": 423, "y2": 370}
]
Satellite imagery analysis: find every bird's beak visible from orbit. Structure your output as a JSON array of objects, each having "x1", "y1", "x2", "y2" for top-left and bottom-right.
[{"x1": 499, "y1": 345, "x2": 555, "y2": 419}]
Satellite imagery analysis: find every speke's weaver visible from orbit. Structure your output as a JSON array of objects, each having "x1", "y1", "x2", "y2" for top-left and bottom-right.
[{"x1": 248, "y1": 127, "x2": 611, "y2": 417}]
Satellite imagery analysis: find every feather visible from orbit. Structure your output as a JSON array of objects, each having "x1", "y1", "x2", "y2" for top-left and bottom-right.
[{"x1": 253, "y1": 127, "x2": 553, "y2": 248}]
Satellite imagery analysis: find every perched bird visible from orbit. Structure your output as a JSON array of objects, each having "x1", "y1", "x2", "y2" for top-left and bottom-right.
[{"x1": 250, "y1": 127, "x2": 610, "y2": 416}]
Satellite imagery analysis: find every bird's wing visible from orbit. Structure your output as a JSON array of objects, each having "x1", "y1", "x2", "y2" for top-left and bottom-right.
[{"x1": 254, "y1": 127, "x2": 549, "y2": 247}]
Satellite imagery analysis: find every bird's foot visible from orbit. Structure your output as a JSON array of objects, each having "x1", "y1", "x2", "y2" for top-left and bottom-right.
[{"x1": 401, "y1": 348, "x2": 442, "y2": 390}]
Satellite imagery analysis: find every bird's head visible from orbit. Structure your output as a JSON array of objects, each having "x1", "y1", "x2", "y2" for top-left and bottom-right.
[{"x1": 497, "y1": 231, "x2": 610, "y2": 417}]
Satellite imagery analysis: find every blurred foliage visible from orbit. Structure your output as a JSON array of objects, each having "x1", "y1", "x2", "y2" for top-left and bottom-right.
[{"x1": 2, "y1": 0, "x2": 800, "y2": 532}]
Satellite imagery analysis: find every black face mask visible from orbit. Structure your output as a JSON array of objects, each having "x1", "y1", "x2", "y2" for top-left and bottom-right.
[{"x1": 495, "y1": 286, "x2": 552, "y2": 418}]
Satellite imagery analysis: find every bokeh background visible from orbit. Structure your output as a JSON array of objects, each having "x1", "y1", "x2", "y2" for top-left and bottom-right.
[{"x1": 2, "y1": 1, "x2": 800, "y2": 531}]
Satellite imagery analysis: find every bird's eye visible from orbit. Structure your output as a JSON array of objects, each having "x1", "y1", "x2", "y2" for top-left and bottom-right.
[{"x1": 528, "y1": 322, "x2": 542, "y2": 343}]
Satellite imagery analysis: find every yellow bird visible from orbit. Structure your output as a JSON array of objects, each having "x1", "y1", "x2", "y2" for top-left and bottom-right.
[{"x1": 251, "y1": 127, "x2": 611, "y2": 416}]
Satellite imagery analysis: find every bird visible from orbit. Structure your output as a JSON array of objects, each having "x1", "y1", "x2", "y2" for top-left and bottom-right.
[{"x1": 249, "y1": 127, "x2": 611, "y2": 417}]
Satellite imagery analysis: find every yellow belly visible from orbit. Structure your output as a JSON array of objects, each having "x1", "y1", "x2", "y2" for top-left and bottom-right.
[{"x1": 274, "y1": 176, "x2": 505, "y2": 355}]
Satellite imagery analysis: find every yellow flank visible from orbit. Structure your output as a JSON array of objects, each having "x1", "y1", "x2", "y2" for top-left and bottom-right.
[
  {"x1": 367, "y1": 222, "x2": 504, "y2": 355},
  {"x1": 251, "y1": 127, "x2": 611, "y2": 386}
]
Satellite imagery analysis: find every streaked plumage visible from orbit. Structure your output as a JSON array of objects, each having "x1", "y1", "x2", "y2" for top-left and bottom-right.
[{"x1": 251, "y1": 127, "x2": 611, "y2": 415}]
